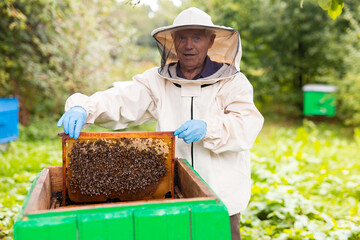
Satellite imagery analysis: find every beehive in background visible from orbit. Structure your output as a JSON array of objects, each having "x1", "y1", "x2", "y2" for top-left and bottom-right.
[
  {"x1": 0, "y1": 98, "x2": 19, "y2": 144},
  {"x1": 59, "y1": 132, "x2": 175, "y2": 203}
]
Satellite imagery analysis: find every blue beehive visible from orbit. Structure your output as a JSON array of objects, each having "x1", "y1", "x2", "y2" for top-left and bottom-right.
[{"x1": 0, "y1": 98, "x2": 19, "y2": 143}]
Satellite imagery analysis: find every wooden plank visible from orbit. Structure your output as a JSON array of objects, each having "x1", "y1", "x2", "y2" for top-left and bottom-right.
[
  {"x1": 31, "y1": 197, "x2": 215, "y2": 214},
  {"x1": 47, "y1": 166, "x2": 63, "y2": 193},
  {"x1": 24, "y1": 168, "x2": 51, "y2": 215},
  {"x1": 56, "y1": 198, "x2": 210, "y2": 211},
  {"x1": 48, "y1": 166, "x2": 63, "y2": 210},
  {"x1": 174, "y1": 186, "x2": 184, "y2": 199},
  {"x1": 62, "y1": 138, "x2": 66, "y2": 206},
  {"x1": 175, "y1": 158, "x2": 217, "y2": 199},
  {"x1": 50, "y1": 197, "x2": 57, "y2": 209},
  {"x1": 58, "y1": 131, "x2": 174, "y2": 139},
  {"x1": 171, "y1": 135, "x2": 175, "y2": 198}
]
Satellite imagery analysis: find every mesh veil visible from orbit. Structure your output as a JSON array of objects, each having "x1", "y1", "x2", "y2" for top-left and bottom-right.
[{"x1": 153, "y1": 26, "x2": 242, "y2": 78}]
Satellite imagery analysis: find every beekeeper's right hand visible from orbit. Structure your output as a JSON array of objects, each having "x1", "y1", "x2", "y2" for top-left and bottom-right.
[{"x1": 57, "y1": 106, "x2": 87, "y2": 139}]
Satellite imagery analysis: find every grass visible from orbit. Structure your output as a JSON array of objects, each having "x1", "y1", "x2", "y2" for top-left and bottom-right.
[
  {"x1": 242, "y1": 119, "x2": 360, "y2": 239},
  {"x1": 0, "y1": 119, "x2": 62, "y2": 239},
  {"x1": 0, "y1": 117, "x2": 359, "y2": 239}
]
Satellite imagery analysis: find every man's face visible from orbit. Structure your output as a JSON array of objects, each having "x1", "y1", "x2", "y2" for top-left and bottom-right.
[{"x1": 174, "y1": 29, "x2": 215, "y2": 73}]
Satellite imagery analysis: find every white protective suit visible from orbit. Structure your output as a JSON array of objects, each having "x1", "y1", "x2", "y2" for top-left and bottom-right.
[{"x1": 64, "y1": 7, "x2": 264, "y2": 215}]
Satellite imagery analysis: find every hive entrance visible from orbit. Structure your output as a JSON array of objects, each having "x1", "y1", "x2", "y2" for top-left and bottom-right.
[{"x1": 59, "y1": 132, "x2": 175, "y2": 205}]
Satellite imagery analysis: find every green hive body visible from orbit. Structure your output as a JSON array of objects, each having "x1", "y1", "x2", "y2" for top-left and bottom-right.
[
  {"x1": 302, "y1": 84, "x2": 337, "y2": 117},
  {"x1": 14, "y1": 159, "x2": 231, "y2": 240}
]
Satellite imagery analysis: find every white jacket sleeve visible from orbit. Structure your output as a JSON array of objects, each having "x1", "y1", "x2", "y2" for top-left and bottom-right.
[
  {"x1": 202, "y1": 73, "x2": 264, "y2": 154},
  {"x1": 64, "y1": 79, "x2": 157, "y2": 130}
]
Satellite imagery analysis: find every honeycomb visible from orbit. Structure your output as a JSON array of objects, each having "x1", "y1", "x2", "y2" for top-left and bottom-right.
[{"x1": 60, "y1": 132, "x2": 174, "y2": 203}]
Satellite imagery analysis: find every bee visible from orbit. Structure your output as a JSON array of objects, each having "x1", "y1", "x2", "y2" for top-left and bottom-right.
[{"x1": 68, "y1": 138, "x2": 168, "y2": 201}]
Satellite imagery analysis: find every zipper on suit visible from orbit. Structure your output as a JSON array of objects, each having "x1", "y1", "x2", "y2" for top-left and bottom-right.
[
  {"x1": 191, "y1": 97, "x2": 194, "y2": 167},
  {"x1": 171, "y1": 82, "x2": 219, "y2": 168}
]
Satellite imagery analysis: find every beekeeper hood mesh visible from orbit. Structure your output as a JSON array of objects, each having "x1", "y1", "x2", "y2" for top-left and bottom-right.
[{"x1": 151, "y1": 7, "x2": 242, "y2": 79}]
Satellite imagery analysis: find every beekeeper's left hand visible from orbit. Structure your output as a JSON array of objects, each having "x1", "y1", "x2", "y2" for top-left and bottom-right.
[{"x1": 174, "y1": 120, "x2": 207, "y2": 143}]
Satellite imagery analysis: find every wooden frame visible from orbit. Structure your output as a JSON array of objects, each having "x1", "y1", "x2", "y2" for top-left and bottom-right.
[{"x1": 58, "y1": 132, "x2": 176, "y2": 205}]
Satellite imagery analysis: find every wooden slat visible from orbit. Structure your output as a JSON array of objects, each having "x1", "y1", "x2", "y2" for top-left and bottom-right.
[
  {"x1": 174, "y1": 158, "x2": 217, "y2": 199},
  {"x1": 50, "y1": 197, "x2": 57, "y2": 209},
  {"x1": 171, "y1": 135, "x2": 175, "y2": 198},
  {"x1": 47, "y1": 166, "x2": 63, "y2": 193},
  {"x1": 58, "y1": 131, "x2": 174, "y2": 139},
  {"x1": 24, "y1": 168, "x2": 51, "y2": 215},
  {"x1": 33, "y1": 197, "x2": 215, "y2": 214},
  {"x1": 174, "y1": 186, "x2": 184, "y2": 199},
  {"x1": 61, "y1": 138, "x2": 66, "y2": 206}
]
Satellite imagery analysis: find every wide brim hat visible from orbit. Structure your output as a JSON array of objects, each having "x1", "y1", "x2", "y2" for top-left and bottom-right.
[{"x1": 151, "y1": 7, "x2": 241, "y2": 70}]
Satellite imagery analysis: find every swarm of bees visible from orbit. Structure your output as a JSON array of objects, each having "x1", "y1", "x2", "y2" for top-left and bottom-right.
[{"x1": 67, "y1": 138, "x2": 168, "y2": 198}]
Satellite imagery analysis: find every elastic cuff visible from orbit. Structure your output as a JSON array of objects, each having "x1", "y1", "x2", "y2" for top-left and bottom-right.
[
  {"x1": 65, "y1": 93, "x2": 96, "y2": 124},
  {"x1": 203, "y1": 117, "x2": 220, "y2": 140}
]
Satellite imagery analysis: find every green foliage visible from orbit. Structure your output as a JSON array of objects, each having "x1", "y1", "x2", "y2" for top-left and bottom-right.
[
  {"x1": 314, "y1": 0, "x2": 344, "y2": 19},
  {"x1": 242, "y1": 120, "x2": 360, "y2": 239},
  {"x1": 0, "y1": 123, "x2": 62, "y2": 239},
  {"x1": 17, "y1": 117, "x2": 60, "y2": 141},
  {"x1": 193, "y1": 0, "x2": 360, "y2": 125},
  {"x1": 196, "y1": 0, "x2": 338, "y2": 116},
  {"x1": 327, "y1": 3, "x2": 360, "y2": 126},
  {"x1": 0, "y1": 0, "x2": 163, "y2": 123},
  {"x1": 0, "y1": 0, "x2": 71, "y2": 120}
]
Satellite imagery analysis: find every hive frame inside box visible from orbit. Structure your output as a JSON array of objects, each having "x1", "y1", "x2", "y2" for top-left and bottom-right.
[
  {"x1": 58, "y1": 131, "x2": 176, "y2": 204},
  {"x1": 22, "y1": 158, "x2": 218, "y2": 215},
  {"x1": 15, "y1": 158, "x2": 231, "y2": 240}
]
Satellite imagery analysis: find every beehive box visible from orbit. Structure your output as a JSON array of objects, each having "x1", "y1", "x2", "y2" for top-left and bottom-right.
[
  {"x1": 59, "y1": 132, "x2": 175, "y2": 203},
  {"x1": 14, "y1": 134, "x2": 231, "y2": 240},
  {"x1": 302, "y1": 84, "x2": 337, "y2": 117},
  {"x1": 0, "y1": 97, "x2": 19, "y2": 143}
]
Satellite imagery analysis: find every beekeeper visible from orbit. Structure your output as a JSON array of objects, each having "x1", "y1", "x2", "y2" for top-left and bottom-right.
[{"x1": 58, "y1": 7, "x2": 263, "y2": 240}]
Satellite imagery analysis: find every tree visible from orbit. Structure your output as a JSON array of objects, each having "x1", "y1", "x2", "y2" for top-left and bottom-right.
[
  {"x1": 194, "y1": 0, "x2": 346, "y2": 116},
  {"x1": 328, "y1": 3, "x2": 360, "y2": 125},
  {"x1": 306, "y1": 0, "x2": 344, "y2": 19},
  {"x1": 0, "y1": 0, "x2": 72, "y2": 123},
  {"x1": 0, "y1": 0, "x2": 147, "y2": 124}
]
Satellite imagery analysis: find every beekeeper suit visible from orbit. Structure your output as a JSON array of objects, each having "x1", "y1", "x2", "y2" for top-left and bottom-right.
[{"x1": 58, "y1": 7, "x2": 263, "y2": 239}]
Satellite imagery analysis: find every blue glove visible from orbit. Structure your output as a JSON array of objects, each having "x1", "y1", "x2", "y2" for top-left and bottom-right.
[
  {"x1": 57, "y1": 106, "x2": 87, "y2": 139},
  {"x1": 174, "y1": 120, "x2": 207, "y2": 143}
]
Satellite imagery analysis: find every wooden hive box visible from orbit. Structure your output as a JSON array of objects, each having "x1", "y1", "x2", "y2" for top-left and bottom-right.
[{"x1": 13, "y1": 138, "x2": 231, "y2": 240}]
